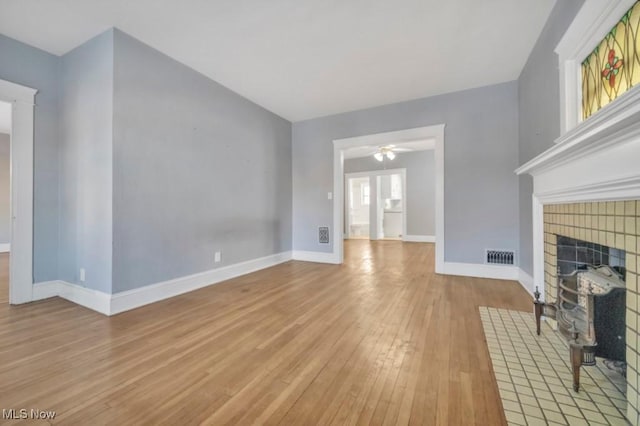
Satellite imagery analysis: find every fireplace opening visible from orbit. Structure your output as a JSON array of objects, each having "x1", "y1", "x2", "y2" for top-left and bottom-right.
[
  {"x1": 557, "y1": 235, "x2": 626, "y2": 277},
  {"x1": 556, "y1": 235, "x2": 627, "y2": 367}
]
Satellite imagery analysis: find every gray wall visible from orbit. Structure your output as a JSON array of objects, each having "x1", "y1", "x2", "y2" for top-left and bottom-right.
[
  {"x1": 344, "y1": 150, "x2": 435, "y2": 236},
  {"x1": 59, "y1": 30, "x2": 114, "y2": 292},
  {"x1": 0, "y1": 34, "x2": 60, "y2": 281},
  {"x1": 293, "y1": 81, "x2": 519, "y2": 264},
  {"x1": 4, "y1": 5, "x2": 586, "y2": 289},
  {"x1": 517, "y1": 0, "x2": 584, "y2": 275},
  {"x1": 0, "y1": 133, "x2": 9, "y2": 244},
  {"x1": 111, "y1": 30, "x2": 292, "y2": 292}
]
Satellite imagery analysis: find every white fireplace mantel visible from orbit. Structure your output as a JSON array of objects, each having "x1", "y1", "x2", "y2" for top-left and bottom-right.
[
  {"x1": 516, "y1": 83, "x2": 640, "y2": 203},
  {"x1": 516, "y1": 0, "x2": 640, "y2": 299},
  {"x1": 517, "y1": 87, "x2": 640, "y2": 299}
]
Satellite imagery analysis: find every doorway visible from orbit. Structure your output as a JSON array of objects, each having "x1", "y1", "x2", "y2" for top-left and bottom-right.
[
  {"x1": 332, "y1": 125, "x2": 445, "y2": 273},
  {"x1": 344, "y1": 169, "x2": 407, "y2": 242},
  {"x1": 346, "y1": 176, "x2": 371, "y2": 239}
]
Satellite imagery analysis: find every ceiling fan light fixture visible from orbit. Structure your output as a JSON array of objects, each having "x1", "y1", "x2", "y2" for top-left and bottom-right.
[
  {"x1": 386, "y1": 151, "x2": 396, "y2": 160},
  {"x1": 374, "y1": 152, "x2": 384, "y2": 162}
]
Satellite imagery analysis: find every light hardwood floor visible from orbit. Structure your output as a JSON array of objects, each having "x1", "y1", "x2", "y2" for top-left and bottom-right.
[{"x1": 0, "y1": 241, "x2": 531, "y2": 425}]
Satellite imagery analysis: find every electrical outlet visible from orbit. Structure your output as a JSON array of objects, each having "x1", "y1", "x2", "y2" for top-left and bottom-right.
[
  {"x1": 79, "y1": 268, "x2": 86, "y2": 282},
  {"x1": 215, "y1": 251, "x2": 221, "y2": 263}
]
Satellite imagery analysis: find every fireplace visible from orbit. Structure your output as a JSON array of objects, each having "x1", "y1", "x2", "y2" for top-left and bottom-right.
[
  {"x1": 514, "y1": 3, "x2": 640, "y2": 423},
  {"x1": 534, "y1": 231, "x2": 628, "y2": 391},
  {"x1": 529, "y1": 201, "x2": 640, "y2": 422}
]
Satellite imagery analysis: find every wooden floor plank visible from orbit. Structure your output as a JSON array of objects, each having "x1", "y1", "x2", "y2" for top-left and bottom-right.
[{"x1": 0, "y1": 241, "x2": 531, "y2": 425}]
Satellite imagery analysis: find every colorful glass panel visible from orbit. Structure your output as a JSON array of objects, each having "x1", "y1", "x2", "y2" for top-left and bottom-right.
[{"x1": 582, "y1": 1, "x2": 640, "y2": 120}]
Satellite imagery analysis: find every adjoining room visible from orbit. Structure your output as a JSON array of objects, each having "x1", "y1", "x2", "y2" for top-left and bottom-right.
[{"x1": 344, "y1": 141, "x2": 435, "y2": 243}]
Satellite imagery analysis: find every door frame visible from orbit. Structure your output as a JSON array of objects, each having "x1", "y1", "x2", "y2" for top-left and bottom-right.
[
  {"x1": 0, "y1": 78, "x2": 37, "y2": 304},
  {"x1": 333, "y1": 124, "x2": 445, "y2": 272}
]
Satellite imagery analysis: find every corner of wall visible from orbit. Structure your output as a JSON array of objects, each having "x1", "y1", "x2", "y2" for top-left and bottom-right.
[{"x1": 58, "y1": 27, "x2": 116, "y2": 293}]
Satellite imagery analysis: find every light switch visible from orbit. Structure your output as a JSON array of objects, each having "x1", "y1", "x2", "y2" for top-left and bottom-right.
[{"x1": 328, "y1": 192, "x2": 333, "y2": 200}]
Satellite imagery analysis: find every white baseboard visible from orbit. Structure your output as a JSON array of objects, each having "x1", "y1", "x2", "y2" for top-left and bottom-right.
[
  {"x1": 59, "y1": 281, "x2": 112, "y2": 315},
  {"x1": 517, "y1": 269, "x2": 535, "y2": 297},
  {"x1": 402, "y1": 235, "x2": 435, "y2": 243},
  {"x1": 32, "y1": 280, "x2": 62, "y2": 301},
  {"x1": 441, "y1": 263, "x2": 533, "y2": 293},
  {"x1": 31, "y1": 251, "x2": 293, "y2": 316},
  {"x1": 33, "y1": 280, "x2": 112, "y2": 315},
  {"x1": 110, "y1": 251, "x2": 292, "y2": 315},
  {"x1": 0, "y1": 243, "x2": 9, "y2": 253},
  {"x1": 292, "y1": 250, "x2": 339, "y2": 264},
  {"x1": 442, "y1": 262, "x2": 519, "y2": 280}
]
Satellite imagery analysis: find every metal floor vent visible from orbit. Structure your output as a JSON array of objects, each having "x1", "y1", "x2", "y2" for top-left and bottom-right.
[
  {"x1": 319, "y1": 227, "x2": 330, "y2": 244},
  {"x1": 486, "y1": 249, "x2": 515, "y2": 265}
]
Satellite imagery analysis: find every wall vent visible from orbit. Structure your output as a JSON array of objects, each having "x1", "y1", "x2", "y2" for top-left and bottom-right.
[
  {"x1": 319, "y1": 227, "x2": 330, "y2": 244},
  {"x1": 485, "y1": 249, "x2": 516, "y2": 265}
]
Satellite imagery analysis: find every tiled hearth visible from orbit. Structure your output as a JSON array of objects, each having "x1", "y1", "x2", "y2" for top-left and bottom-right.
[
  {"x1": 543, "y1": 200, "x2": 640, "y2": 423},
  {"x1": 481, "y1": 307, "x2": 627, "y2": 425}
]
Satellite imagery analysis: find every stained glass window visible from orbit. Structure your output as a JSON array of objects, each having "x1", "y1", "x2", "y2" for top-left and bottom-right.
[{"x1": 582, "y1": 1, "x2": 640, "y2": 120}]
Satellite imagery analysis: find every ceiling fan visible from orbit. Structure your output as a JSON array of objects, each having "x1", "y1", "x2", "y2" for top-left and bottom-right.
[{"x1": 371, "y1": 145, "x2": 412, "y2": 162}]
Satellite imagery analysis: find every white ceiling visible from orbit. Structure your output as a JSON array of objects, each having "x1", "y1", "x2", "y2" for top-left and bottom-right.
[
  {"x1": 0, "y1": 101, "x2": 10, "y2": 134},
  {"x1": 344, "y1": 139, "x2": 435, "y2": 159},
  {"x1": 0, "y1": 0, "x2": 556, "y2": 121}
]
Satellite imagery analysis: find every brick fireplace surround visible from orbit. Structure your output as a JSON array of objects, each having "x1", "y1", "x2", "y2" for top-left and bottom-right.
[{"x1": 543, "y1": 201, "x2": 640, "y2": 421}]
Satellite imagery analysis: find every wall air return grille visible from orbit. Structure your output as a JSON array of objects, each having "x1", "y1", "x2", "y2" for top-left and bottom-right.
[{"x1": 486, "y1": 249, "x2": 516, "y2": 265}]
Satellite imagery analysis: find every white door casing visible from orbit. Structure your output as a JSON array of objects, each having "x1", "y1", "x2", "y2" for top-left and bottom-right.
[{"x1": 0, "y1": 78, "x2": 37, "y2": 304}]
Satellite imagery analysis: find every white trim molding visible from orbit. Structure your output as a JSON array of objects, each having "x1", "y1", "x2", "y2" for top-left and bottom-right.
[
  {"x1": 31, "y1": 251, "x2": 293, "y2": 316},
  {"x1": 516, "y1": 84, "x2": 640, "y2": 178},
  {"x1": 333, "y1": 124, "x2": 445, "y2": 273},
  {"x1": 442, "y1": 262, "x2": 518, "y2": 281},
  {"x1": 110, "y1": 251, "x2": 292, "y2": 315},
  {"x1": 59, "y1": 282, "x2": 112, "y2": 315},
  {"x1": 0, "y1": 78, "x2": 37, "y2": 305},
  {"x1": 0, "y1": 243, "x2": 9, "y2": 253},
  {"x1": 292, "y1": 250, "x2": 339, "y2": 264},
  {"x1": 402, "y1": 235, "x2": 435, "y2": 243},
  {"x1": 32, "y1": 280, "x2": 62, "y2": 301},
  {"x1": 32, "y1": 280, "x2": 111, "y2": 314},
  {"x1": 532, "y1": 194, "x2": 545, "y2": 301}
]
